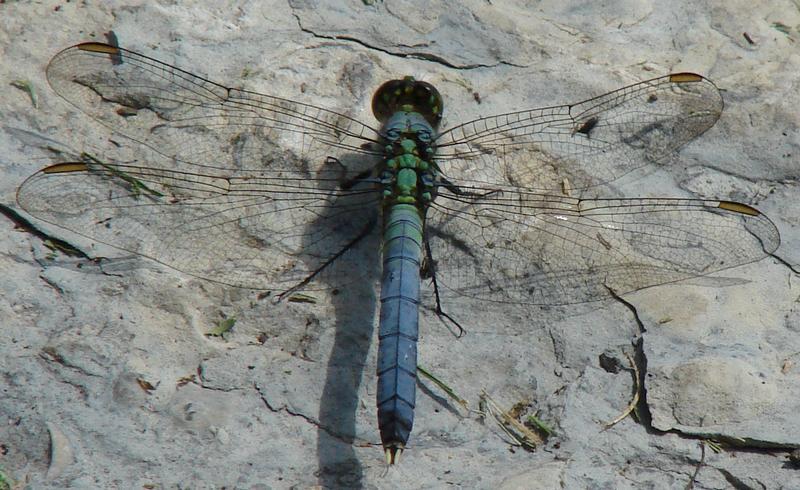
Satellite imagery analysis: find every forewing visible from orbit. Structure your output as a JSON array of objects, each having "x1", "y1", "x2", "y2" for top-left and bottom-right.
[
  {"x1": 46, "y1": 43, "x2": 383, "y2": 179},
  {"x1": 434, "y1": 74, "x2": 722, "y2": 191}
]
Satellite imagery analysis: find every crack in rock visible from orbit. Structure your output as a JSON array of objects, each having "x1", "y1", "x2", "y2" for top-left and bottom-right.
[
  {"x1": 290, "y1": 12, "x2": 524, "y2": 70},
  {"x1": 717, "y1": 467, "x2": 767, "y2": 490},
  {"x1": 254, "y1": 382, "x2": 358, "y2": 446}
]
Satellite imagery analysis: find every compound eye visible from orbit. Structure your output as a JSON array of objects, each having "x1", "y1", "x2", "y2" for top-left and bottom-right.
[
  {"x1": 414, "y1": 81, "x2": 443, "y2": 126},
  {"x1": 371, "y1": 77, "x2": 444, "y2": 126}
]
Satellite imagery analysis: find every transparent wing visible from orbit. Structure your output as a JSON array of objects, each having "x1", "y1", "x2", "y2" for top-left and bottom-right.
[
  {"x1": 434, "y1": 73, "x2": 722, "y2": 191},
  {"x1": 17, "y1": 42, "x2": 385, "y2": 290},
  {"x1": 426, "y1": 184, "x2": 780, "y2": 306},
  {"x1": 46, "y1": 43, "x2": 384, "y2": 178},
  {"x1": 17, "y1": 158, "x2": 380, "y2": 290}
]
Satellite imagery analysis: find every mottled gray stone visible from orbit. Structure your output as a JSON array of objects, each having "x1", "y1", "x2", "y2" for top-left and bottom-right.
[{"x1": 0, "y1": 1, "x2": 798, "y2": 488}]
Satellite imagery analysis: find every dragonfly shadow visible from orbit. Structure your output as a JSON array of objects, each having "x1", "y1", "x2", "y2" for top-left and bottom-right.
[
  {"x1": 316, "y1": 233, "x2": 379, "y2": 484},
  {"x1": 294, "y1": 150, "x2": 381, "y2": 483}
]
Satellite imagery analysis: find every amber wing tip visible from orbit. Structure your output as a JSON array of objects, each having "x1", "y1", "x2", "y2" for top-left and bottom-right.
[
  {"x1": 669, "y1": 72, "x2": 705, "y2": 83},
  {"x1": 718, "y1": 200, "x2": 760, "y2": 217},
  {"x1": 75, "y1": 42, "x2": 119, "y2": 54},
  {"x1": 41, "y1": 162, "x2": 89, "y2": 174}
]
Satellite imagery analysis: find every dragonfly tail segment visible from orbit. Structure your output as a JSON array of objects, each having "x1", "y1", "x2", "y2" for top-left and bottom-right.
[{"x1": 377, "y1": 203, "x2": 422, "y2": 463}]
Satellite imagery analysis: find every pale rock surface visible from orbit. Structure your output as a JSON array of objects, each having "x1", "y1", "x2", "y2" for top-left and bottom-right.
[{"x1": 1, "y1": 1, "x2": 798, "y2": 488}]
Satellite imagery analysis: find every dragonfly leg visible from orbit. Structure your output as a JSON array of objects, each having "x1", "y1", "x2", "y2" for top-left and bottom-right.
[
  {"x1": 277, "y1": 217, "x2": 377, "y2": 301},
  {"x1": 324, "y1": 157, "x2": 376, "y2": 190},
  {"x1": 423, "y1": 237, "x2": 465, "y2": 338},
  {"x1": 439, "y1": 176, "x2": 498, "y2": 199}
]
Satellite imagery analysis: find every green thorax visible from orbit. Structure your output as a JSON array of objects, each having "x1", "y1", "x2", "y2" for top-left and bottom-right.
[
  {"x1": 371, "y1": 77, "x2": 443, "y2": 210},
  {"x1": 383, "y1": 137, "x2": 434, "y2": 205}
]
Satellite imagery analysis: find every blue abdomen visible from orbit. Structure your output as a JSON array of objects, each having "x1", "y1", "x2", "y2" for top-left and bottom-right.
[{"x1": 377, "y1": 203, "x2": 423, "y2": 462}]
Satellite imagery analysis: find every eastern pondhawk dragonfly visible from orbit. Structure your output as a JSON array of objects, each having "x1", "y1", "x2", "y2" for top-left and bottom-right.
[{"x1": 16, "y1": 42, "x2": 780, "y2": 464}]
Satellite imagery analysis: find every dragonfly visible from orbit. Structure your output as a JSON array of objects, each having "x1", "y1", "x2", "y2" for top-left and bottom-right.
[{"x1": 15, "y1": 42, "x2": 780, "y2": 464}]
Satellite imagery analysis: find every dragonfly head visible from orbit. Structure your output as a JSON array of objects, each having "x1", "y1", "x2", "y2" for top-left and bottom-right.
[{"x1": 372, "y1": 76, "x2": 443, "y2": 127}]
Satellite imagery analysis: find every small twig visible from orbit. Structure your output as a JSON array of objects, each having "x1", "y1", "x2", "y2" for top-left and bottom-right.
[
  {"x1": 417, "y1": 365, "x2": 468, "y2": 409},
  {"x1": 685, "y1": 442, "x2": 707, "y2": 490},
  {"x1": 479, "y1": 390, "x2": 543, "y2": 450},
  {"x1": 602, "y1": 352, "x2": 640, "y2": 429}
]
